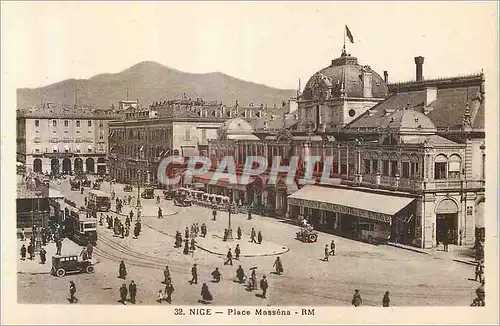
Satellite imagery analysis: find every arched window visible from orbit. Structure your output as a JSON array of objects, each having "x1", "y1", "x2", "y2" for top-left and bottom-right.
[
  {"x1": 434, "y1": 154, "x2": 448, "y2": 180},
  {"x1": 448, "y1": 154, "x2": 462, "y2": 179}
]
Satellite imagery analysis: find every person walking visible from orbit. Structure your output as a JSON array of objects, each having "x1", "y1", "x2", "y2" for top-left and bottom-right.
[
  {"x1": 236, "y1": 265, "x2": 246, "y2": 284},
  {"x1": 190, "y1": 264, "x2": 198, "y2": 285},
  {"x1": 157, "y1": 290, "x2": 164, "y2": 303},
  {"x1": 351, "y1": 289, "x2": 362, "y2": 307},
  {"x1": 183, "y1": 239, "x2": 190, "y2": 255},
  {"x1": 443, "y1": 233, "x2": 449, "y2": 252},
  {"x1": 20, "y1": 228, "x2": 26, "y2": 241},
  {"x1": 382, "y1": 291, "x2": 390, "y2": 307},
  {"x1": 119, "y1": 283, "x2": 128, "y2": 304},
  {"x1": 20, "y1": 244, "x2": 26, "y2": 260},
  {"x1": 224, "y1": 248, "x2": 233, "y2": 266},
  {"x1": 260, "y1": 276, "x2": 268, "y2": 298},
  {"x1": 86, "y1": 242, "x2": 93, "y2": 259},
  {"x1": 237, "y1": 226, "x2": 242, "y2": 240},
  {"x1": 163, "y1": 266, "x2": 171, "y2": 284},
  {"x1": 223, "y1": 229, "x2": 228, "y2": 241},
  {"x1": 475, "y1": 262, "x2": 484, "y2": 282},
  {"x1": 250, "y1": 228, "x2": 257, "y2": 243},
  {"x1": 212, "y1": 208, "x2": 217, "y2": 221},
  {"x1": 119, "y1": 260, "x2": 127, "y2": 279},
  {"x1": 257, "y1": 231, "x2": 263, "y2": 244},
  {"x1": 250, "y1": 269, "x2": 257, "y2": 290},
  {"x1": 56, "y1": 239, "x2": 62, "y2": 255},
  {"x1": 27, "y1": 242, "x2": 34, "y2": 260},
  {"x1": 273, "y1": 257, "x2": 283, "y2": 275},
  {"x1": 39, "y1": 247, "x2": 47, "y2": 264},
  {"x1": 129, "y1": 281, "x2": 137, "y2": 304},
  {"x1": 165, "y1": 282, "x2": 174, "y2": 304},
  {"x1": 211, "y1": 267, "x2": 222, "y2": 283},
  {"x1": 158, "y1": 207, "x2": 163, "y2": 219},
  {"x1": 235, "y1": 244, "x2": 241, "y2": 260},
  {"x1": 125, "y1": 216, "x2": 131, "y2": 228},
  {"x1": 69, "y1": 281, "x2": 77, "y2": 303},
  {"x1": 329, "y1": 240, "x2": 336, "y2": 256},
  {"x1": 201, "y1": 283, "x2": 213, "y2": 303},
  {"x1": 185, "y1": 227, "x2": 189, "y2": 240},
  {"x1": 201, "y1": 223, "x2": 207, "y2": 238},
  {"x1": 247, "y1": 210, "x2": 252, "y2": 220},
  {"x1": 324, "y1": 245, "x2": 329, "y2": 261}
]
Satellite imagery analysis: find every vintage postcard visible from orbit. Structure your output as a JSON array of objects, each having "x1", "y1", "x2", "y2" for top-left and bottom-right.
[{"x1": 1, "y1": 1, "x2": 499, "y2": 324}]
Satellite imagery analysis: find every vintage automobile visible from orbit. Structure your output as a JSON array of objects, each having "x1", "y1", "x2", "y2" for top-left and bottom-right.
[
  {"x1": 70, "y1": 179, "x2": 81, "y2": 191},
  {"x1": 296, "y1": 228, "x2": 318, "y2": 243},
  {"x1": 124, "y1": 184, "x2": 133, "y2": 192},
  {"x1": 51, "y1": 254, "x2": 94, "y2": 277},
  {"x1": 92, "y1": 182, "x2": 101, "y2": 190},
  {"x1": 141, "y1": 187, "x2": 155, "y2": 199},
  {"x1": 174, "y1": 195, "x2": 192, "y2": 207}
]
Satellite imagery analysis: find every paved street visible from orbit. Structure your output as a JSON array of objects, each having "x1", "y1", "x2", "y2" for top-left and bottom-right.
[{"x1": 18, "y1": 178, "x2": 480, "y2": 306}]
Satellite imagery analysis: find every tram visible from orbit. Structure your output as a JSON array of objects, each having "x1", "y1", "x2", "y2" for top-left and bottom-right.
[
  {"x1": 87, "y1": 190, "x2": 111, "y2": 212},
  {"x1": 64, "y1": 208, "x2": 97, "y2": 246}
]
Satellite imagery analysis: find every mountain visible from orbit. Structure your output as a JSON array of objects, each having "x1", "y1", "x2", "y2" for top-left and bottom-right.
[{"x1": 17, "y1": 61, "x2": 296, "y2": 109}]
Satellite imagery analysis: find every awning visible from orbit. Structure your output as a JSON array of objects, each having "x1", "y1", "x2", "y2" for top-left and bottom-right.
[
  {"x1": 193, "y1": 171, "x2": 255, "y2": 191},
  {"x1": 288, "y1": 185, "x2": 415, "y2": 224}
]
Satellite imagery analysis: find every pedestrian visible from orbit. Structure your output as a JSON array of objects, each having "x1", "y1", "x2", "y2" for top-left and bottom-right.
[
  {"x1": 443, "y1": 233, "x2": 449, "y2": 252},
  {"x1": 86, "y1": 242, "x2": 93, "y2": 259},
  {"x1": 211, "y1": 267, "x2": 222, "y2": 283},
  {"x1": 190, "y1": 264, "x2": 198, "y2": 284},
  {"x1": 273, "y1": 257, "x2": 283, "y2": 275},
  {"x1": 236, "y1": 265, "x2": 246, "y2": 283},
  {"x1": 237, "y1": 226, "x2": 242, "y2": 240},
  {"x1": 250, "y1": 269, "x2": 257, "y2": 290},
  {"x1": 165, "y1": 282, "x2": 174, "y2": 304},
  {"x1": 382, "y1": 291, "x2": 390, "y2": 307},
  {"x1": 81, "y1": 187, "x2": 84, "y2": 194},
  {"x1": 125, "y1": 225, "x2": 130, "y2": 237},
  {"x1": 27, "y1": 243, "x2": 34, "y2": 260},
  {"x1": 475, "y1": 262, "x2": 484, "y2": 282},
  {"x1": 250, "y1": 228, "x2": 257, "y2": 243},
  {"x1": 183, "y1": 239, "x2": 190, "y2": 255},
  {"x1": 235, "y1": 244, "x2": 241, "y2": 260},
  {"x1": 157, "y1": 290, "x2": 164, "y2": 303},
  {"x1": 125, "y1": 216, "x2": 131, "y2": 228},
  {"x1": 158, "y1": 207, "x2": 163, "y2": 219},
  {"x1": 224, "y1": 248, "x2": 233, "y2": 266},
  {"x1": 201, "y1": 283, "x2": 213, "y2": 303},
  {"x1": 129, "y1": 281, "x2": 137, "y2": 304},
  {"x1": 185, "y1": 227, "x2": 189, "y2": 239},
  {"x1": 257, "y1": 231, "x2": 263, "y2": 244},
  {"x1": 56, "y1": 239, "x2": 62, "y2": 255},
  {"x1": 324, "y1": 245, "x2": 329, "y2": 261},
  {"x1": 330, "y1": 240, "x2": 336, "y2": 256},
  {"x1": 195, "y1": 223, "x2": 200, "y2": 235},
  {"x1": 190, "y1": 238, "x2": 196, "y2": 251},
  {"x1": 69, "y1": 281, "x2": 77, "y2": 303},
  {"x1": 351, "y1": 289, "x2": 362, "y2": 307},
  {"x1": 20, "y1": 228, "x2": 26, "y2": 241},
  {"x1": 119, "y1": 283, "x2": 128, "y2": 304},
  {"x1": 212, "y1": 208, "x2": 217, "y2": 221},
  {"x1": 119, "y1": 260, "x2": 127, "y2": 279},
  {"x1": 134, "y1": 224, "x2": 140, "y2": 238},
  {"x1": 201, "y1": 223, "x2": 207, "y2": 238},
  {"x1": 121, "y1": 225, "x2": 125, "y2": 239},
  {"x1": 163, "y1": 266, "x2": 171, "y2": 284},
  {"x1": 260, "y1": 276, "x2": 268, "y2": 298},
  {"x1": 129, "y1": 210, "x2": 134, "y2": 221},
  {"x1": 20, "y1": 244, "x2": 26, "y2": 260},
  {"x1": 247, "y1": 210, "x2": 252, "y2": 220},
  {"x1": 223, "y1": 229, "x2": 228, "y2": 241},
  {"x1": 39, "y1": 247, "x2": 47, "y2": 264},
  {"x1": 84, "y1": 197, "x2": 87, "y2": 206}
]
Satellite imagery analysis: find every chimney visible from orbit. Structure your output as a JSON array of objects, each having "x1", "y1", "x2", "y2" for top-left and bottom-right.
[
  {"x1": 414, "y1": 56, "x2": 425, "y2": 82},
  {"x1": 362, "y1": 67, "x2": 373, "y2": 98},
  {"x1": 425, "y1": 87, "x2": 437, "y2": 106},
  {"x1": 383, "y1": 71, "x2": 388, "y2": 84}
]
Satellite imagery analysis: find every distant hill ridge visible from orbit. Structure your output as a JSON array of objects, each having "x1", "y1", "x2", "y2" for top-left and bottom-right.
[{"x1": 17, "y1": 61, "x2": 295, "y2": 109}]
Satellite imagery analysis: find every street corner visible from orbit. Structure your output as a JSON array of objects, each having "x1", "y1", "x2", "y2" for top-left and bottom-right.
[{"x1": 195, "y1": 232, "x2": 289, "y2": 258}]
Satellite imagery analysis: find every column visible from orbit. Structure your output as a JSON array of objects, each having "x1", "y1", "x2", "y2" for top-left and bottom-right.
[{"x1": 337, "y1": 144, "x2": 341, "y2": 174}]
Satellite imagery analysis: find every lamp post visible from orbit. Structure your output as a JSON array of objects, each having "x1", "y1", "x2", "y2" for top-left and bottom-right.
[
  {"x1": 33, "y1": 189, "x2": 43, "y2": 253},
  {"x1": 226, "y1": 185, "x2": 234, "y2": 241},
  {"x1": 136, "y1": 170, "x2": 142, "y2": 208}
]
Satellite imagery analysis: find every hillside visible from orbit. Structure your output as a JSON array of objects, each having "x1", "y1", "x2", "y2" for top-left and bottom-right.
[{"x1": 17, "y1": 61, "x2": 295, "y2": 109}]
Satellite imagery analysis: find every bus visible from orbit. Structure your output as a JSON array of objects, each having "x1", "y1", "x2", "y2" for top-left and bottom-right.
[
  {"x1": 359, "y1": 222, "x2": 391, "y2": 244},
  {"x1": 88, "y1": 190, "x2": 111, "y2": 212},
  {"x1": 64, "y1": 208, "x2": 97, "y2": 246}
]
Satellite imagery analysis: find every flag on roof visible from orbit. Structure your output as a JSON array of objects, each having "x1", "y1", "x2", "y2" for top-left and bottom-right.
[{"x1": 345, "y1": 25, "x2": 354, "y2": 43}]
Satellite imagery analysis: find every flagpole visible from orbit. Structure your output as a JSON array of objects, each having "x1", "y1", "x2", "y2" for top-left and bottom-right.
[{"x1": 343, "y1": 25, "x2": 346, "y2": 55}]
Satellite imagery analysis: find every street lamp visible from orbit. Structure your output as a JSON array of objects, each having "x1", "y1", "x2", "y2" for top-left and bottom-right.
[
  {"x1": 226, "y1": 185, "x2": 234, "y2": 241},
  {"x1": 136, "y1": 169, "x2": 142, "y2": 208}
]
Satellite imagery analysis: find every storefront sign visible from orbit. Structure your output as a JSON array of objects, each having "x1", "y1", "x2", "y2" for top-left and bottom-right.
[{"x1": 288, "y1": 197, "x2": 392, "y2": 224}]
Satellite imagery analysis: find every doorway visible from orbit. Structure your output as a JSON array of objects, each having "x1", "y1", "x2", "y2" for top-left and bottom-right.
[{"x1": 436, "y1": 213, "x2": 458, "y2": 244}]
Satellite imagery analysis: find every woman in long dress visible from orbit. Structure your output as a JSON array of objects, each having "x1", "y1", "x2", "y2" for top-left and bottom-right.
[{"x1": 201, "y1": 283, "x2": 213, "y2": 303}]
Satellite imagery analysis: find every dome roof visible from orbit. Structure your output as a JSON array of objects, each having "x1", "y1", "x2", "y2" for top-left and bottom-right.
[
  {"x1": 221, "y1": 117, "x2": 254, "y2": 134},
  {"x1": 302, "y1": 54, "x2": 388, "y2": 100}
]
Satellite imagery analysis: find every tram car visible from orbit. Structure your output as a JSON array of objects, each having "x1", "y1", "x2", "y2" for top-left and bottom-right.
[
  {"x1": 87, "y1": 189, "x2": 111, "y2": 212},
  {"x1": 64, "y1": 209, "x2": 97, "y2": 246}
]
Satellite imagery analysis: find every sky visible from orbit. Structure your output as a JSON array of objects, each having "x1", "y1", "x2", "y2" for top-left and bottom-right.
[{"x1": 1, "y1": 2, "x2": 498, "y2": 90}]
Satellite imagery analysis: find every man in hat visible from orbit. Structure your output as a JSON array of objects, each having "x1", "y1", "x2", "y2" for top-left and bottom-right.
[
  {"x1": 190, "y1": 264, "x2": 198, "y2": 285},
  {"x1": 329, "y1": 240, "x2": 336, "y2": 256},
  {"x1": 235, "y1": 244, "x2": 241, "y2": 260},
  {"x1": 260, "y1": 276, "x2": 268, "y2": 298},
  {"x1": 163, "y1": 266, "x2": 171, "y2": 284},
  {"x1": 69, "y1": 281, "x2": 77, "y2": 303},
  {"x1": 237, "y1": 226, "x2": 242, "y2": 240},
  {"x1": 129, "y1": 281, "x2": 137, "y2": 304},
  {"x1": 224, "y1": 248, "x2": 233, "y2": 266},
  {"x1": 250, "y1": 228, "x2": 257, "y2": 243},
  {"x1": 324, "y1": 244, "x2": 329, "y2": 262}
]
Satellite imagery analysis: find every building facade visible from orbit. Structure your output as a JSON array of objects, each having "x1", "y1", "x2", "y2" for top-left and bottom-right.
[{"x1": 17, "y1": 104, "x2": 118, "y2": 175}]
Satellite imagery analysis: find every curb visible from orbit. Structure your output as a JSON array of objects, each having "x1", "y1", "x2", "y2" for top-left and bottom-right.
[
  {"x1": 387, "y1": 243, "x2": 478, "y2": 266},
  {"x1": 387, "y1": 243, "x2": 429, "y2": 255}
]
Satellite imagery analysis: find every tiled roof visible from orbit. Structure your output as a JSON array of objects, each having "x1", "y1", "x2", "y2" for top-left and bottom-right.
[{"x1": 401, "y1": 134, "x2": 458, "y2": 146}]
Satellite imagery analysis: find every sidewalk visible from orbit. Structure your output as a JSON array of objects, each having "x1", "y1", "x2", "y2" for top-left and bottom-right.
[
  {"x1": 387, "y1": 242, "x2": 478, "y2": 265},
  {"x1": 196, "y1": 231, "x2": 289, "y2": 257},
  {"x1": 17, "y1": 238, "x2": 85, "y2": 274}
]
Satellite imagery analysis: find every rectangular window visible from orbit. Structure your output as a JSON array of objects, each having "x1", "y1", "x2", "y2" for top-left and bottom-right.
[
  {"x1": 201, "y1": 129, "x2": 207, "y2": 141},
  {"x1": 372, "y1": 160, "x2": 379, "y2": 174},
  {"x1": 64, "y1": 120, "x2": 68, "y2": 127},
  {"x1": 340, "y1": 164, "x2": 347, "y2": 174},
  {"x1": 35, "y1": 120, "x2": 39, "y2": 127},
  {"x1": 76, "y1": 120, "x2": 80, "y2": 127},
  {"x1": 411, "y1": 162, "x2": 420, "y2": 178},
  {"x1": 88, "y1": 120, "x2": 92, "y2": 127},
  {"x1": 434, "y1": 162, "x2": 447, "y2": 180},
  {"x1": 402, "y1": 162, "x2": 410, "y2": 178},
  {"x1": 185, "y1": 129, "x2": 191, "y2": 141},
  {"x1": 348, "y1": 163, "x2": 354, "y2": 175},
  {"x1": 448, "y1": 161, "x2": 461, "y2": 179},
  {"x1": 332, "y1": 162, "x2": 339, "y2": 174},
  {"x1": 53, "y1": 120, "x2": 57, "y2": 127},
  {"x1": 382, "y1": 160, "x2": 389, "y2": 176},
  {"x1": 364, "y1": 159, "x2": 371, "y2": 174},
  {"x1": 390, "y1": 160, "x2": 398, "y2": 177}
]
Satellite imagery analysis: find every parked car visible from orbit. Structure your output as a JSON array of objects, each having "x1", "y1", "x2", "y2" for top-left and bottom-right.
[
  {"x1": 124, "y1": 184, "x2": 133, "y2": 192},
  {"x1": 51, "y1": 254, "x2": 94, "y2": 277}
]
